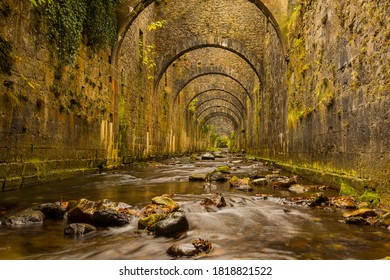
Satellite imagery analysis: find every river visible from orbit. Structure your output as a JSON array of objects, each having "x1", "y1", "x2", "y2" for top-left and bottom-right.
[{"x1": 0, "y1": 153, "x2": 389, "y2": 260}]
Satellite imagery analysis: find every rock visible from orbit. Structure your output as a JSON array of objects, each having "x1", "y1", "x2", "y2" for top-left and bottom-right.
[
  {"x1": 167, "y1": 243, "x2": 198, "y2": 257},
  {"x1": 201, "y1": 153, "x2": 215, "y2": 160},
  {"x1": 190, "y1": 154, "x2": 202, "y2": 161},
  {"x1": 66, "y1": 198, "x2": 135, "y2": 226},
  {"x1": 154, "y1": 211, "x2": 189, "y2": 237},
  {"x1": 215, "y1": 166, "x2": 231, "y2": 174},
  {"x1": 283, "y1": 193, "x2": 328, "y2": 207},
  {"x1": 344, "y1": 216, "x2": 371, "y2": 225},
  {"x1": 201, "y1": 193, "x2": 226, "y2": 208},
  {"x1": 64, "y1": 223, "x2": 97, "y2": 237},
  {"x1": 207, "y1": 171, "x2": 228, "y2": 182},
  {"x1": 372, "y1": 212, "x2": 390, "y2": 227},
  {"x1": 203, "y1": 182, "x2": 217, "y2": 192},
  {"x1": 167, "y1": 238, "x2": 212, "y2": 258},
  {"x1": 92, "y1": 208, "x2": 130, "y2": 227},
  {"x1": 66, "y1": 198, "x2": 100, "y2": 224},
  {"x1": 251, "y1": 178, "x2": 268, "y2": 186},
  {"x1": 151, "y1": 196, "x2": 180, "y2": 212},
  {"x1": 138, "y1": 213, "x2": 164, "y2": 230},
  {"x1": 342, "y1": 208, "x2": 377, "y2": 219},
  {"x1": 189, "y1": 174, "x2": 207, "y2": 182},
  {"x1": 329, "y1": 196, "x2": 357, "y2": 209},
  {"x1": 33, "y1": 202, "x2": 67, "y2": 219},
  {"x1": 138, "y1": 196, "x2": 185, "y2": 234},
  {"x1": 288, "y1": 184, "x2": 309, "y2": 193},
  {"x1": 271, "y1": 176, "x2": 298, "y2": 188},
  {"x1": 229, "y1": 176, "x2": 253, "y2": 191},
  {"x1": 2, "y1": 209, "x2": 45, "y2": 226}
]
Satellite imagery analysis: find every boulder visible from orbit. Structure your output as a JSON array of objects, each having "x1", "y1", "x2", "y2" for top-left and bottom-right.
[
  {"x1": 92, "y1": 208, "x2": 130, "y2": 227},
  {"x1": 229, "y1": 176, "x2": 253, "y2": 191},
  {"x1": 251, "y1": 178, "x2": 268, "y2": 186},
  {"x1": 66, "y1": 198, "x2": 100, "y2": 224},
  {"x1": 167, "y1": 238, "x2": 212, "y2": 258},
  {"x1": 271, "y1": 176, "x2": 298, "y2": 188},
  {"x1": 154, "y1": 211, "x2": 189, "y2": 237},
  {"x1": 201, "y1": 193, "x2": 226, "y2": 208},
  {"x1": 151, "y1": 196, "x2": 180, "y2": 212},
  {"x1": 344, "y1": 216, "x2": 371, "y2": 225},
  {"x1": 203, "y1": 182, "x2": 218, "y2": 192},
  {"x1": 329, "y1": 196, "x2": 357, "y2": 209},
  {"x1": 201, "y1": 153, "x2": 215, "y2": 160},
  {"x1": 342, "y1": 208, "x2": 377, "y2": 219},
  {"x1": 64, "y1": 223, "x2": 97, "y2": 237},
  {"x1": 33, "y1": 202, "x2": 67, "y2": 219},
  {"x1": 215, "y1": 166, "x2": 231, "y2": 174},
  {"x1": 66, "y1": 198, "x2": 136, "y2": 227},
  {"x1": 2, "y1": 209, "x2": 45, "y2": 226},
  {"x1": 207, "y1": 171, "x2": 228, "y2": 182}
]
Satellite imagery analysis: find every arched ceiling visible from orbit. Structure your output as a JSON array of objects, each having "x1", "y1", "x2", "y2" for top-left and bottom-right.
[{"x1": 114, "y1": 0, "x2": 288, "y2": 148}]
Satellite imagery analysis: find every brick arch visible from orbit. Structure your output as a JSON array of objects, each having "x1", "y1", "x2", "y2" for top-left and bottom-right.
[{"x1": 185, "y1": 89, "x2": 247, "y2": 115}]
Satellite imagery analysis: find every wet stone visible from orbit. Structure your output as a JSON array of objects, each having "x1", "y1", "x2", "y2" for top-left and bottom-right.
[
  {"x1": 64, "y1": 223, "x2": 97, "y2": 237},
  {"x1": 342, "y1": 208, "x2": 377, "y2": 219},
  {"x1": 189, "y1": 174, "x2": 207, "y2": 182},
  {"x1": 201, "y1": 153, "x2": 215, "y2": 160},
  {"x1": 167, "y1": 238, "x2": 212, "y2": 258},
  {"x1": 154, "y1": 211, "x2": 189, "y2": 237},
  {"x1": 2, "y1": 209, "x2": 45, "y2": 226},
  {"x1": 33, "y1": 202, "x2": 67, "y2": 219},
  {"x1": 251, "y1": 178, "x2": 268, "y2": 186}
]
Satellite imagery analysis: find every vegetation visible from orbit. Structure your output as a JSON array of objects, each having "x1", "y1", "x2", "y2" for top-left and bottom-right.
[
  {"x1": 139, "y1": 20, "x2": 168, "y2": 79},
  {"x1": 38, "y1": 0, "x2": 122, "y2": 65}
]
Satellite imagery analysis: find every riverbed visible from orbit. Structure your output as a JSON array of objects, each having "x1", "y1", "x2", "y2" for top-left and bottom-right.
[{"x1": 0, "y1": 153, "x2": 389, "y2": 260}]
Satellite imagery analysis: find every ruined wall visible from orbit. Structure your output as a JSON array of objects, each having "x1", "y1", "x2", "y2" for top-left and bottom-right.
[
  {"x1": 283, "y1": 0, "x2": 390, "y2": 202},
  {"x1": 0, "y1": 1, "x2": 115, "y2": 190}
]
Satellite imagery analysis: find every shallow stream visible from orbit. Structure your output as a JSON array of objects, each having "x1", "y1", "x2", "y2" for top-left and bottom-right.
[{"x1": 0, "y1": 153, "x2": 389, "y2": 260}]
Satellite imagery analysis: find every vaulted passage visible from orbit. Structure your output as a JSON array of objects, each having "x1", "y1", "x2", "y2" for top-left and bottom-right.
[
  {"x1": 114, "y1": 0, "x2": 286, "y2": 157},
  {"x1": 0, "y1": 0, "x2": 389, "y2": 204}
]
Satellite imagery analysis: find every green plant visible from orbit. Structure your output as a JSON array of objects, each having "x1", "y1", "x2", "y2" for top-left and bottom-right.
[
  {"x1": 187, "y1": 98, "x2": 198, "y2": 113},
  {"x1": 139, "y1": 20, "x2": 167, "y2": 79},
  {"x1": 30, "y1": 0, "x2": 52, "y2": 7},
  {"x1": 359, "y1": 190, "x2": 380, "y2": 205},
  {"x1": 339, "y1": 182, "x2": 359, "y2": 197}
]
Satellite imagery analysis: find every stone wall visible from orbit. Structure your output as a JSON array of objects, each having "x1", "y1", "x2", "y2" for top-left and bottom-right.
[
  {"x1": 0, "y1": 1, "x2": 115, "y2": 190},
  {"x1": 282, "y1": 0, "x2": 390, "y2": 202}
]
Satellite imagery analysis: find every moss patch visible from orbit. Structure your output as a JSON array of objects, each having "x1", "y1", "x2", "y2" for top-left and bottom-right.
[{"x1": 339, "y1": 182, "x2": 359, "y2": 196}]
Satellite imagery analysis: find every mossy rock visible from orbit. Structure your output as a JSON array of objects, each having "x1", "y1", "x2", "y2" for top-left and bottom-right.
[
  {"x1": 359, "y1": 191, "x2": 380, "y2": 205},
  {"x1": 339, "y1": 182, "x2": 359, "y2": 197},
  {"x1": 138, "y1": 213, "x2": 164, "y2": 229},
  {"x1": 215, "y1": 166, "x2": 231, "y2": 174},
  {"x1": 151, "y1": 196, "x2": 179, "y2": 211}
]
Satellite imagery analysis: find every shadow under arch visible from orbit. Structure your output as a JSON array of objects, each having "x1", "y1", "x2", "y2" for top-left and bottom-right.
[
  {"x1": 196, "y1": 105, "x2": 243, "y2": 127},
  {"x1": 174, "y1": 72, "x2": 253, "y2": 103},
  {"x1": 184, "y1": 89, "x2": 247, "y2": 114},
  {"x1": 193, "y1": 98, "x2": 245, "y2": 122}
]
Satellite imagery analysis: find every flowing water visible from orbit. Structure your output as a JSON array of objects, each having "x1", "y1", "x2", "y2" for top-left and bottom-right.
[{"x1": 0, "y1": 154, "x2": 389, "y2": 260}]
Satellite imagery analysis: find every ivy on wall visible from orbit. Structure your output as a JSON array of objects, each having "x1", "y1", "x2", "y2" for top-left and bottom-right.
[{"x1": 35, "y1": 0, "x2": 122, "y2": 65}]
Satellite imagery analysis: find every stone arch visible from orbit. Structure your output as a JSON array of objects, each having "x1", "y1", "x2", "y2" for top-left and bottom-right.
[
  {"x1": 193, "y1": 98, "x2": 245, "y2": 118},
  {"x1": 197, "y1": 105, "x2": 243, "y2": 127},
  {"x1": 174, "y1": 72, "x2": 253, "y2": 103},
  {"x1": 154, "y1": 43, "x2": 264, "y2": 92},
  {"x1": 185, "y1": 89, "x2": 247, "y2": 114},
  {"x1": 202, "y1": 112, "x2": 240, "y2": 130},
  {"x1": 112, "y1": 0, "x2": 287, "y2": 70}
]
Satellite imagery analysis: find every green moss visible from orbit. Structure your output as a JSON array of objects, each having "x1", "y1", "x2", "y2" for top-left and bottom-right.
[
  {"x1": 359, "y1": 190, "x2": 380, "y2": 205},
  {"x1": 339, "y1": 182, "x2": 359, "y2": 197},
  {"x1": 215, "y1": 166, "x2": 231, "y2": 174}
]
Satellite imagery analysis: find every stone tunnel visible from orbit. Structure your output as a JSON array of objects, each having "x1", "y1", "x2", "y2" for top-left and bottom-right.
[{"x1": 0, "y1": 0, "x2": 389, "y2": 203}]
